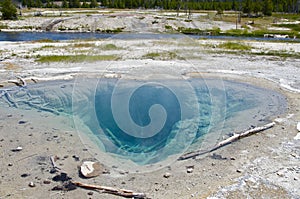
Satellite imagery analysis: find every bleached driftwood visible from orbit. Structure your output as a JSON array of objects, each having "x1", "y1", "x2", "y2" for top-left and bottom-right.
[
  {"x1": 7, "y1": 76, "x2": 27, "y2": 87},
  {"x1": 16, "y1": 76, "x2": 27, "y2": 87},
  {"x1": 178, "y1": 122, "x2": 275, "y2": 160},
  {"x1": 50, "y1": 155, "x2": 61, "y2": 171},
  {"x1": 72, "y1": 181, "x2": 147, "y2": 199}
]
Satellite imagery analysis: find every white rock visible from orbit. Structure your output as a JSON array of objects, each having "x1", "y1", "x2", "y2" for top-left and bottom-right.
[
  {"x1": 80, "y1": 161, "x2": 102, "y2": 178},
  {"x1": 274, "y1": 118, "x2": 285, "y2": 124},
  {"x1": 187, "y1": 168, "x2": 194, "y2": 173},
  {"x1": 28, "y1": 182, "x2": 36, "y2": 187},
  {"x1": 294, "y1": 133, "x2": 300, "y2": 140},
  {"x1": 163, "y1": 172, "x2": 171, "y2": 178},
  {"x1": 297, "y1": 122, "x2": 300, "y2": 132},
  {"x1": 12, "y1": 146, "x2": 23, "y2": 152}
]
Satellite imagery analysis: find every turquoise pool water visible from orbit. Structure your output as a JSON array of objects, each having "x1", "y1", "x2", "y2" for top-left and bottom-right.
[{"x1": 0, "y1": 78, "x2": 286, "y2": 170}]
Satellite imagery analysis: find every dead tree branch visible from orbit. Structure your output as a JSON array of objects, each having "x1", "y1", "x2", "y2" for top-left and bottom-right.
[
  {"x1": 72, "y1": 181, "x2": 147, "y2": 198},
  {"x1": 7, "y1": 76, "x2": 27, "y2": 87},
  {"x1": 178, "y1": 122, "x2": 275, "y2": 160},
  {"x1": 16, "y1": 76, "x2": 27, "y2": 87}
]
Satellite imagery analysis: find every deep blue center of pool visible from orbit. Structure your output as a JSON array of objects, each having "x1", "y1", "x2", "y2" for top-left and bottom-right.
[{"x1": 95, "y1": 82, "x2": 183, "y2": 153}]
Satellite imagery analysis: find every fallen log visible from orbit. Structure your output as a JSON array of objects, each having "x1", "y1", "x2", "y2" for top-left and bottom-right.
[
  {"x1": 178, "y1": 122, "x2": 275, "y2": 160},
  {"x1": 72, "y1": 181, "x2": 147, "y2": 199}
]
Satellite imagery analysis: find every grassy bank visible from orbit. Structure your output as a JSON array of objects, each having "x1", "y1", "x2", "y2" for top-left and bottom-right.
[{"x1": 36, "y1": 54, "x2": 118, "y2": 62}]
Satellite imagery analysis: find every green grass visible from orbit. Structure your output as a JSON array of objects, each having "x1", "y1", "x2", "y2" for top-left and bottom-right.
[
  {"x1": 272, "y1": 13, "x2": 300, "y2": 21},
  {"x1": 100, "y1": 27, "x2": 123, "y2": 33},
  {"x1": 72, "y1": 43, "x2": 96, "y2": 48},
  {"x1": 223, "y1": 28, "x2": 300, "y2": 38},
  {"x1": 0, "y1": 23, "x2": 8, "y2": 29},
  {"x1": 100, "y1": 43, "x2": 120, "y2": 50},
  {"x1": 36, "y1": 54, "x2": 118, "y2": 63},
  {"x1": 252, "y1": 50, "x2": 300, "y2": 59},
  {"x1": 165, "y1": 25, "x2": 173, "y2": 30},
  {"x1": 142, "y1": 51, "x2": 183, "y2": 60},
  {"x1": 177, "y1": 27, "x2": 221, "y2": 35},
  {"x1": 207, "y1": 47, "x2": 300, "y2": 59},
  {"x1": 217, "y1": 42, "x2": 252, "y2": 51},
  {"x1": 272, "y1": 24, "x2": 300, "y2": 32},
  {"x1": 33, "y1": 39, "x2": 56, "y2": 43}
]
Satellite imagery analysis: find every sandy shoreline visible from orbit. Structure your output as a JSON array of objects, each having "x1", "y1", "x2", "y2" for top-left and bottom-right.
[{"x1": 1, "y1": 21, "x2": 300, "y2": 199}]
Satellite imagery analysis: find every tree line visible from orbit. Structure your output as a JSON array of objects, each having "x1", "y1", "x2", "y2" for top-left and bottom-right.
[
  {"x1": 1, "y1": 0, "x2": 299, "y2": 20},
  {"x1": 16, "y1": 0, "x2": 299, "y2": 14},
  {"x1": 19, "y1": 0, "x2": 99, "y2": 8}
]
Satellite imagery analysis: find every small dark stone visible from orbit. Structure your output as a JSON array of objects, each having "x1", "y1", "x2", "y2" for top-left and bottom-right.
[
  {"x1": 49, "y1": 168, "x2": 57, "y2": 174},
  {"x1": 119, "y1": 171, "x2": 126, "y2": 175},
  {"x1": 87, "y1": 192, "x2": 94, "y2": 196},
  {"x1": 72, "y1": 155, "x2": 80, "y2": 161},
  {"x1": 102, "y1": 169, "x2": 110, "y2": 174},
  {"x1": 211, "y1": 153, "x2": 227, "y2": 160},
  {"x1": 128, "y1": 177, "x2": 135, "y2": 181},
  {"x1": 7, "y1": 114, "x2": 12, "y2": 117},
  {"x1": 63, "y1": 182, "x2": 77, "y2": 191},
  {"x1": 21, "y1": 173, "x2": 30, "y2": 178},
  {"x1": 8, "y1": 163, "x2": 13, "y2": 166},
  {"x1": 51, "y1": 185, "x2": 63, "y2": 191},
  {"x1": 52, "y1": 172, "x2": 71, "y2": 182},
  {"x1": 43, "y1": 180, "x2": 51, "y2": 184},
  {"x1": 18, "y1": 120, "x2": 27, "y2": 124}
]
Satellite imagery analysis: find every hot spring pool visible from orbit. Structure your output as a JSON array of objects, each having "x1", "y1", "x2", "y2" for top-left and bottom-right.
[{"x1": 0, "y1": 78, "x2": 286, "y2": 171}]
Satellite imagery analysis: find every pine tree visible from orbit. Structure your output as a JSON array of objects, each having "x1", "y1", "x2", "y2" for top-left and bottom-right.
[
  {"x1": 90, "y1": 0, "x2": 99, "y2": 8},
  {"x1": 232, "y1": 0, "x2": 238, "y2": 11},
  {"x1": 1, "y1": 0, "x2": 17, "y2": 20},
  {"x1": 263, "y1": 0, "x2": 273, "y2": 16},
  {"x1": 243, "y1": 0, "x2": 253, "y2": 15},
  {"x1": 62, "y1": 0, "x2": 69, "y2": 8},
  {"x1": 74, "y1": 0, "x2": 81, "y2": 8}
]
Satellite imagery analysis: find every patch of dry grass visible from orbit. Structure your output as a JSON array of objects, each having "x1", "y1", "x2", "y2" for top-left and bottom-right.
[{"x1": 3, "y1": 62, "x2": 21, "y2": 71}]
